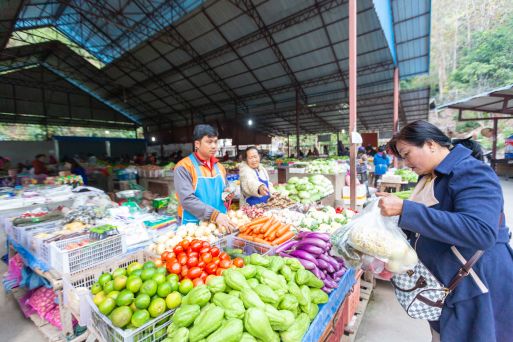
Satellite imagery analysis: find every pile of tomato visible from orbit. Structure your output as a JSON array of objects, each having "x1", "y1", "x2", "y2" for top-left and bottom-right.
[{"x1": 160, "y1": 239, "x2": 244, "y2": 287}]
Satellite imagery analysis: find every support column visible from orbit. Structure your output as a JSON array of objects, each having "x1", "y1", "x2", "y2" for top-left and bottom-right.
[
  {"x1": 492, "y1": 118, "x2": 498, "y2": 170},
  {"x1": 287, "y1": 135, "x2": 290, "y2": 158},
  {"x1": 393, "y1": 67, "x2": 399, "y2": 168},
  {"x1": 348, "y1": 0, "x2": 357, "y2": 209},
  {"x1": 295, "y1": 89, "x2": 300, "y2": 157}
]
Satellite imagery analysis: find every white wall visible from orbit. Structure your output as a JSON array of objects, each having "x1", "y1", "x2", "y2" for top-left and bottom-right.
[{"x1": 0, "y1": 141, "x2": 55, "y2": 165}]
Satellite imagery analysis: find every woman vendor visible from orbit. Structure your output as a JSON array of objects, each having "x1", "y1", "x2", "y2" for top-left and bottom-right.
[
  {"x1": 378, "y1": 120, "x2": 513, "y2": 342},
  {"x1": 239, "y1": 146, "x2": 274, "y2": 205},
  {"x1": 174, "y1": 124, "x2": 235, "y2": 231}
]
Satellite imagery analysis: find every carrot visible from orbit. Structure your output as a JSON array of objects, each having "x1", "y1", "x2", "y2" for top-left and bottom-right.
[
  {"x1": 271, "y1": 231, "x2": 295, "y2": 245},
  {"x1": 264, "y1": 221, "x2": 282, "y2": 238},
  {"x1": 275, "y1": 223, "x2": 291, "y2": 237},
  {"x1": 248, "y1": 216, "x2": 270, "y2": 227},
  {"x1": 253, "y1": 237, "x2": 269, "y2": 244},
  {"x1": 239, "y1": 234, "x2": 254, "y2": 241},
  {"x1": 259, "y1": 218, "x2": 274, "y2": 234}
]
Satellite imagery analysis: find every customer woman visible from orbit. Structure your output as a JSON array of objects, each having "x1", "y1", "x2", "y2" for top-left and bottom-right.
[
  {"x1": 63, "y1": 157, "x2": 88, "y2": 185},
  {"x1": 239, "y1": 146, "x2": 274, "y2": 205},
  {"x1": 378, "y1": 120, "x2": 513, "y2": 342}
]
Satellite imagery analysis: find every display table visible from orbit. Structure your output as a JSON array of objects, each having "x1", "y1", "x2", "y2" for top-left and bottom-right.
[
  {"x1": 494, "y1": 159, "x2": 513, "y2": 178},
  {"x1": 139, "y1": 177, "x2": 174, "y2": 196},
  {"x1": 379, "y1": 180, "x2": 408, "y2": 193}
]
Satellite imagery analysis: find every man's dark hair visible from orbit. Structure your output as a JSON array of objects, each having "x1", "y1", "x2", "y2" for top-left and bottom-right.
[
  {"x1": 193, "y1": 124, "x2": 218, "y2": 141},
  {"x1": 452, "y1": 137, "x2": 484, "y2": 161},
  {"x1": 35, "y1": 154, "x2": 46, "y2": 159}
]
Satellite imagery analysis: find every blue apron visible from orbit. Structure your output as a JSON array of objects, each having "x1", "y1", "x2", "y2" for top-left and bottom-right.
[
  {"x1": 182, "y1": 154, "x2": 227, "y2": 225},
  {"x1": 246, "y1": 169, "x2": 270, "y2": 206}
]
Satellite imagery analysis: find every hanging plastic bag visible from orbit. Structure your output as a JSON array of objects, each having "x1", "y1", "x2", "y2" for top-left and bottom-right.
[{"x1": 330, "y1": 199, "x2": 418, "y2": 274}]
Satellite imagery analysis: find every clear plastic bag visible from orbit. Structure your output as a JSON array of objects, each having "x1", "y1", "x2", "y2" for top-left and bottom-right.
[{"x1": 330, "y1": 199, "x2": 418, "y2": 274}]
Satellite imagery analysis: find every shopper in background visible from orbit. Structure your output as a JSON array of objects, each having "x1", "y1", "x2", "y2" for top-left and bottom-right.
[
  {"x1": 63, "y1": 157, "x2": 88, "y2": 185},
  {"x1": 372, "y1": 146, "x2": 390, "y2": 186},
  {"x1": 32, "y1": 154, "x2": 49, "y2": 175},
  {"x1": 174, "y1": 124, "x2": 235, "y2": 230},
  {"x1": 378, "y1": 120, "x2": 513, "y2": 342},
  {"x1": 239, "y1": 146, "x2": 274, "y2": 206},
  {"x1": 222, "y1": 151, "x2": 230, "y2": 162},
  {"x1": 356, "y1": 147, "x2": 368, "y2": 187}
]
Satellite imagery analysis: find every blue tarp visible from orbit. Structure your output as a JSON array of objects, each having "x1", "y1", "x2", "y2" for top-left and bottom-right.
[{"x1": 7, "y1": 235, "x2": 50, "y2": 272}]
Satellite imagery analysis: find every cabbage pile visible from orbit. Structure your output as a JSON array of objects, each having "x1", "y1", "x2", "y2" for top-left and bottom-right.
[
  {"x1": 275, "y1": 175, "x2": 334, "y2": 204},
  {"x1": 298, "y1": 206, "x2": 353, "y2": 233},
  {"x1": 305, "y1": 160, "x2": 346, "y2": 174},
  {"x1": 394, "y1": 169, "x2": 418, "y2": 183}
]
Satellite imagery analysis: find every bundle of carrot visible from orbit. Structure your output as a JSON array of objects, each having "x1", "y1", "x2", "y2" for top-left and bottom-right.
[{"x1": 238, "y1": 216, "x2": 295, "y2": 246}]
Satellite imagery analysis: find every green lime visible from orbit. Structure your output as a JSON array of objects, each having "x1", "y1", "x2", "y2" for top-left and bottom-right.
[
  {"x1": 113, "y1": 275, "x2": 127, "y2": 291},
  {"x1": 178, "y1": 279, "x2": 193, "y2": 295},
  {"x1": 148, "y1": 298, "x2": 166, "y2": 318},
  {"x1": 141, "y1": 268, "x2": 156, "y2": 281},
  {"x1": 155, "y1": 267, "x2": 167, "y2": 276},
  {"x1": 152, "y1": 273, "x2": 166, "y2": 285},
  {"x1": 126, "y1": 277, "x2": 143, "y2": 293},
  {"x1": 130, "y1": 302, "x2": 137, "y2": 312},
  {"x1": 134, "y1": 293, "x2": 151, "y2": 309},
  {"x1": 143, "y1": 261, "x2": 156, "y2": 269},
  {"x1": 110, "y1": 306, "x2": 132, "y2": 328},
  {"x1": 165, "y1": 292, "x2": 182, "y2": 309},
  {"x1": 131, "y1": 309, "x2": 150, "y2": 328},
  {"x1": 132, "y1": 269, "x2": 143, "y2": 278},
  {"x1": 103, "y1": 280, "x2": 115, "y2": 294},
  {"x1": 127, "y1": 262, "x2": 143, "y2": 275},
  {"x1": 99, "y1": 297, "x2": 116, "y2": 316},
  {"x1": 91, "y1": 282, "x2": 102, "y2": 295},
  {"x1": 166, "y1": 274, "x2": 179, "y2": 283},
  {"x1": 157, "y1": 282, "x2": 172, "y2": 298},
  {"x1": 107, "y1": 291, "x2": 120, "y2": 300},
  {"x1": 116, "y1": 289, "x2": 135, "y2": 307},
  {"x1": 98, "y1": 273, "x2": 112, "y2": 286},
  {"x1": 140, "y1": 280, "x2": 158, "y2": 297},
  {"x1": 93, "y1": 291, "x2": 106, "y2": 306},
  {"x1": 112, "y1": 268, "x2": 127, "y2": 278}
]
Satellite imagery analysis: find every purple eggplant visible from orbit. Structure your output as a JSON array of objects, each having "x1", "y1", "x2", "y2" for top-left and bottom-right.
[
  {"x1": 295, "y1": 238, "x2": 327, "y2": 249},
  {"x1": 324, "y1": 278, "x2": 338, "y2": 288},
  {"x1": 275, "y1": 239, "x2": 298, "y2": 253},
  {"x1": 317, "y1": 259, "x2": 330, "y2": 270},
  {"x1": 296, "y1": 257, "x2": 317, "y2": 270},
  {"x1": 326, "y1": 263, "x2": 335, "y2": 274},
  {"x1": 289, "y1": 250, "x2": 319, "y2": 265},
  {"x1": 297, "y1": 244, "x2": 324, "y2": 255},
  {"x1": 319, "y1": 254, "x2": 340, "y2": 270},
  {"x1": 298, "y1": 231, "x2": 330, "y2": 242},
  {"x1": 333, "y1": 267, "x2": 347, "y2": 278},
  {"x1": 278, "y1": 252, "x2": 292, "y2": 259},
  {"x1": 322, "y1": 286, "x2": 332, "y2": 293},
  {"x1": 319, "y1": 271, "x2": 326, "y2": 280},
  {"x1": 311, "y1": 266, "x2": 323, "y2": 280}
]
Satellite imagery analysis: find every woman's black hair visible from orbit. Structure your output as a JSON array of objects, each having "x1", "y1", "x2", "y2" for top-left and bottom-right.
[
  {"x1": 63, "y1": 157, "x2": 82, "y2": 169},
  {"x1": 452, "y1": 137, "x2": 484, "y2": 161},
  {"x1": 244, "y1": 146, "x2": 259, "y2": 161},
  {"x1": 192, "y1": 124, "x2": 218, "y2": 141},
  {"x1": 388, "y1": 120, "x2": 451, "y2": 158}
]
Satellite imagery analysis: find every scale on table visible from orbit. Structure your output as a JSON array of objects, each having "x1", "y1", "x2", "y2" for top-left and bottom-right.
[{"x1": 115, "y1": 189, "x2": 142, "y2": 213}]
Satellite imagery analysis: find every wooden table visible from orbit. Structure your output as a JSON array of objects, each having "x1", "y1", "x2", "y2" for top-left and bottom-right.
[{"x1": 379, "y1": 180, "x2": 408, "y2": 193}]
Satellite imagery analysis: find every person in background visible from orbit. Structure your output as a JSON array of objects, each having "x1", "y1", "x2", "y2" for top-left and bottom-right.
[
  {"x1": 239, "y1": 146, "x2": 274, "y2": 206},
  {"x1": 379, "y1": 120, "x2": 513, "y2": 342},
  {"x1": 306, "y1": 149, "x2": 313, "y2": 157},
  {"x1": 222, "y1": 151, "x2": 230, "y2": 162},
  {"x1": 87, "y1": 153, "x2": 97, "y2": 165},
  {"x1": 299, "y1": 150, "x2": 305, "y2": 158},
  {"x1": 134, "y1": 154, "x2": 145, "y2": 165},
  {"x1": 63, "y1": 157, "x2": 88, "y2": 185},
  {"x1": 0, "y1": 156, "x2": 10, "y2": 172},
  {"x1": 323, "y1": 145, "x2": 329, "y2": 156},
  {"x1": 337, "y1": 140, "x2": 344, "y2": 156},
  {"x1": 174, "y1": 124, "x2": 235, "y2": 230},
  {"x1": 32, "y1": 154, "x2": 49, "y2": 175},
  {"x1": 313, "y1": 147, "x2": 320, "y2": 156},
  {"x1": 373, "y1": 146, "x2": 390, "y2": 186}
]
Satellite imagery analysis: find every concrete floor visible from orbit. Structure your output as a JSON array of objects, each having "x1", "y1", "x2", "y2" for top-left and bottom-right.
[{"x1": 0, "y1": 180, "x2": 511, "y2": 342}]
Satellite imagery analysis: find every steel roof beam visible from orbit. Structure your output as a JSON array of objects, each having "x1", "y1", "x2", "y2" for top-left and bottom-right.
[{"x1": 0, "y1": 0, "x2": 25, "y2": 50}]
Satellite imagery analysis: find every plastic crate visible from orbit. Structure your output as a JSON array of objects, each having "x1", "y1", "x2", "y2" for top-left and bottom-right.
[
  {"x1": 217, "y1": 235, "x2": 275, "y2": 256},
  {"x1": 16, "y1": 219, "x2": 63, "y2": 248},
  {"x1": 63, "y1": 250, "x2": 152, "y2": 326},
  {"x1": 87, "y1": 295, "x2": 173, "y2": 342},
  {"x1": 50, "y1": 234, "x2": 126, "y2": 274}
]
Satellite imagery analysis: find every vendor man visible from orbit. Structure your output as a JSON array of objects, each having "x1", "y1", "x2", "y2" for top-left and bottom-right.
[{"x1": 174, "y1": 124, "x2": 236, "y2": 230}]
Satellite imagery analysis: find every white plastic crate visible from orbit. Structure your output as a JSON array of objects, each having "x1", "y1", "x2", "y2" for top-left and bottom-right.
[
  {"x1": 63, "y1": 250, "x2": 151, "y2": 326},
  {"x1": 50, "y1": 234, "x2": 126, "y2": 274},
  {"x1": 218, "y1": 235, "x2": 275, "y2": 256},
  {"x1": 17, "y1": 219, "x2": 63, "y2": 248},
  {"x1": 87, "y1": 294, "x2": 173, "y2": 342}
]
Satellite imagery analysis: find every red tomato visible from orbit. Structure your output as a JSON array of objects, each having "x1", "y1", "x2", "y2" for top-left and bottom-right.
[
  {"x1": 200, "y1": 271, "x2": 208, "y2": 279},
  {"x1": 155, "y1": 258, "x2": 163, "y2": 267},
  {"x1": 229, "y1": 265, "x2": 237, "y2": 269},
  {"x1": 219, "y1": 259, "x2": 232, "y2": 269},
  {"x1": 191, "y1": 241, "x2": 202, "y2": 252},
  {"x1": 212, "y1": 257, "x2": 220, "y2": 265},
  {"x1": 173, "y1": 245, "x2": 184, "y2": 255},
  {"x1": 187, "y1": 251, "x2": 198, "y2": 258},
  {"x1": 205, "y1": 262, "x2": 217, "y2": 275},
  {"x1": 216, "y1": 268, "x2": 226, "y2": 276},
  {"x1": 201, "y1": 252, "x2": 213, "y2": 264},
  {"x1": 205, "y1": 274, "x2": 215, "y2": 284},
  {"x1": 201, "y1": 241, "x2": 211, "y2": 249},
  {"x1": 180, "y1": 239, "x2": 190, "y2": 250},
  {"x1": 210, "y1": 247, "x2": 220, "y2": 257},
  {"x1": 178, "y1": 254, "x2": 188, "y2": 266},
  {"x1": 167, "y1": 262, "x2": 181, "y2": 275},
  {"x1": 167, "y1": 257, "x2": 177, "y2": 265},
  {"x1": 186, "y1": 257, "x2": 198, "y2": 268},
  {"x1": 161, "y1": 251, "x2": 170, "y2": 262},
  {"x1": 188, "y1": 267, "x2": 202, "y2": 279},
  {"x1": 233, "y1": 258, "x2": 244, "y2": 268},
  {"x1": 193, "y1": 278, "x2": 204, "y2": 287},
  {"x1": 181, "y1": 265, "x2": 189, "y2": 278},
  {"x1": 219, "y1": 252, "x2": 230, "y2": 260},
  {"x1": 199, "y1": 247, "x2": 211, "y2": 254}
]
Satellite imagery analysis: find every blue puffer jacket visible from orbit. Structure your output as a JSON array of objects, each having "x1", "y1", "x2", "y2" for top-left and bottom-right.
[{"x1": 373, "y1": 152, "x2": 390, "y2": 175}]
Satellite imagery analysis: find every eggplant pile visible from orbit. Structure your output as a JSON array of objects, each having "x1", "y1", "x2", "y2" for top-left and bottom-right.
[{"x1": 276, "y1": 232, "x2": 347, "y2": 293}]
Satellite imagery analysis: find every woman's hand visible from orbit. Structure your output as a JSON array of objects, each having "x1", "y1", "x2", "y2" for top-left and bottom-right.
[
  {"x1": 376, "y1": 192, "x2": 404, "y2": 216},
  {"x1": 258, "y1": 184, "x2": 269, "y2": 196}
]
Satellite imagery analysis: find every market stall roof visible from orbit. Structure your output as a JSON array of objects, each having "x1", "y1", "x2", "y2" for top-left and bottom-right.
[
  {"x1": 439, "y1": 84, "x2": 513, "y2": 117},
  {"x1": 1, "y1": 0, "x2": 431, "y2": 135}
]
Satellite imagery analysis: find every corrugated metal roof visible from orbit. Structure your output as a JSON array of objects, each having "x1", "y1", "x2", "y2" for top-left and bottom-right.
[{"x1": 439, "y1": 84, "x2": 513, "y2": 116}]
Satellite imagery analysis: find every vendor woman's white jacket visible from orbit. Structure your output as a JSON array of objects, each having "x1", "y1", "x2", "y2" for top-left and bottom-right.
[{"x1": 239, "y1": 161, "x2": 274, "y2": 205}]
